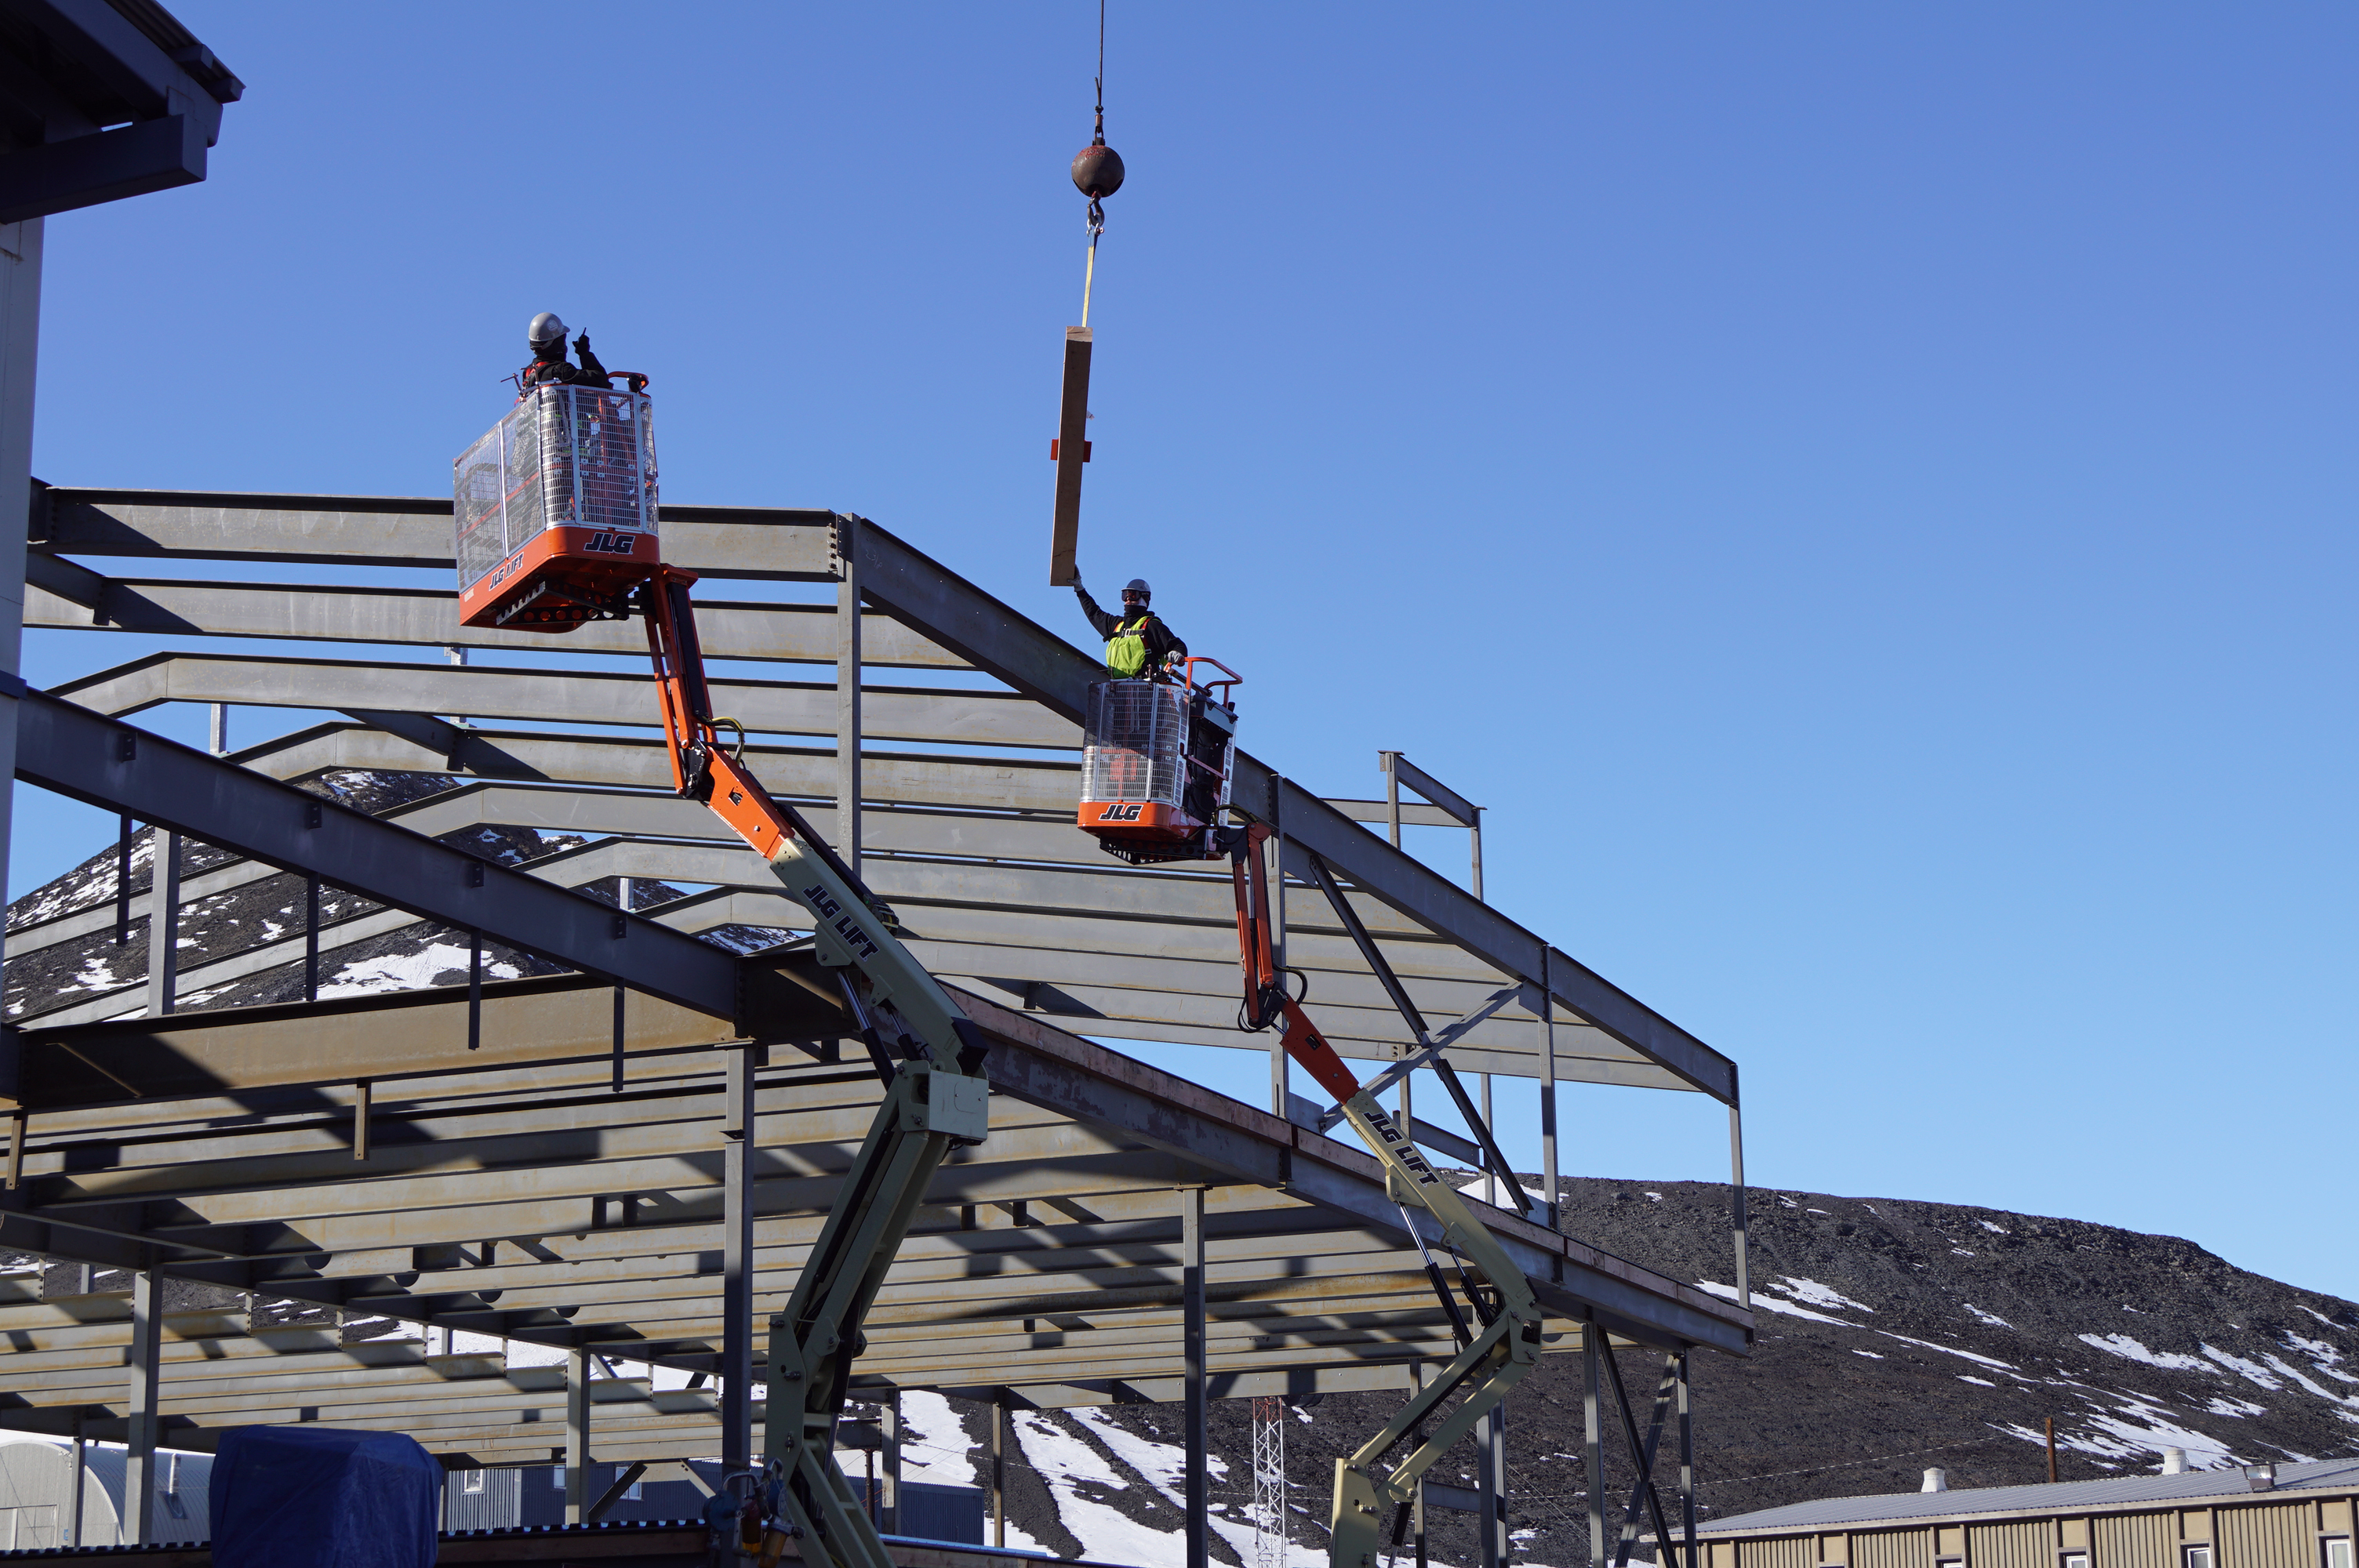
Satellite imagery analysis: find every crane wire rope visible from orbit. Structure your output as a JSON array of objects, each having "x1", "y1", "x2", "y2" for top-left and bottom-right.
[{"x1": 1081, "y1": 0, "x2": 1109, "y2": 325}]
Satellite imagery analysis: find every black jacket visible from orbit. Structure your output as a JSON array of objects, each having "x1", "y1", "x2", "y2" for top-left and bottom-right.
[
  {"x1": 1075, "y1": 583, "x2": 1187, "y2": 677},
  {"x1": 517, "y1": 338, "x2": 612, "y2": 396}
]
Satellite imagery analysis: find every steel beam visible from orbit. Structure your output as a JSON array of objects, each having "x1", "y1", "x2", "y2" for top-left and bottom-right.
[
  {"x1": 24, "y1": 564, "x2": 961, "y2": 666},
  {"x1": 54, "y1": 652, "x2": 1078, "y2": 751},
  {"x1": 13, "y1": 691, "x2": 740, "y2": 1018},
  {"x1": 32, "y1": 492, "x2": 838, "y2": 579},
  {"x1": 845, "y1": 515, "x2": 1738, "y2": 1101}
]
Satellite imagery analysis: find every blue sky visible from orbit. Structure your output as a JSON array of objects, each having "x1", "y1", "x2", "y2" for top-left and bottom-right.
[{"x1": 15, "y1": 5, "x2": 2354, "y2": 1301}]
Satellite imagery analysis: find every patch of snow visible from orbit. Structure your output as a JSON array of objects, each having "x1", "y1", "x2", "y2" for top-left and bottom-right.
[
  {"x1": 2298, "y1": 1306, "x2": 2350, "y2": 1332},
  {"x1": 1958, "y1": 1376, "x2": 1997, "y2": 1387},
  {"x1": 2202, "y1": 1345, "x2": 2285, "y2": 1392},
  {"x1": 2279, "y1": 1334, "x2": 2359, "y2": 1385},
  {"x1": 1877, "y1": 1332, "x2": 2019, "y2": 1371},
  {"x1": 505, "y1": 1340, "x2": 569, "y2": 1368},
  {"x1": 1776, "y1": 1196, "x2": 1798, "y2": 1209},
  {"x1": 1965, "y1": 1304, "x2": 2013, "y2": 1329},
  {"x1": 2257, "y1": 1352, "x2": 2357, "y2": 1404},
  {"x1": 1060, "y1": 1410, "x2": 1297, "y2": 1567},
  {"x1": 66, "y1": 955, "x2": 129, "y2": 994},
  {"x1": 316, "y1": 942, "x2": 521, "y2": 1000},
  {"x1": 1852, "y1": 1350, "x2": 1885, "y2": 1359},
  {"x1": 1696, "y1": 1280, "x2": 1851, "y2": 1327},
  {"x1": 1805, "y1": 1208, "x2": 1830, "y2": 1215},
  {"x1": 2078, "y1": 1334, "x2": 2213, "y2": 1374},
  {"x1": 1644, "y1": 1192, "x2": 1663, "y2": 1202},
  {"x1": 1951, "y1": 1248, "x2": 1976, "y2": 1258},
  {"x1": 1772, "y1": 1278, "x2": 1874, "y2": 1315},
  {"x1": 1978, "y1": 1220, "x2": 2010, "y2": 1234},
  {"x1": 2203, "y1": 1396, "x2": 2270, "y2": 1417},
  {"x1": 896, "y1": 1392, "x2": 991, "y2": 1490}
]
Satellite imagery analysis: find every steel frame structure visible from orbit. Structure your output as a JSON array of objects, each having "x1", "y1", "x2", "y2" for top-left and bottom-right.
[{"x1": 2, "y1": 488, "x2": 1754, "y2": 1566}]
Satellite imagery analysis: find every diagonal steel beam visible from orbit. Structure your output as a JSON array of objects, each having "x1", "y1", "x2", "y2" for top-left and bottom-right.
[
  {"x1": 1604, "y1": 1345, "x2": 1681, "y2": 1568},
  {"x1": 1304, "y1": 850, "x2": 1430, "y2": 1039},
  {"x1": 10, "y1": 691, "x2": 740, "y2": 1018}
]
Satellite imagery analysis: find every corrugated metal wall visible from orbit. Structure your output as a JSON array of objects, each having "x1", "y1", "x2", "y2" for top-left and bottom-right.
[
  {"x1": 2215, "y1": 1501, "x2": 2311, "y2": 1568},
  {"x1": 442, "y1": 1468, "x2": 522, "y2": 1531},
  {"x1": 1741, "y1": 1535, "x2": 1822, "y2": 1568},
  {"x1": 2094, "y1": 1508, "x2": 2178, "y2": 1566},
  {"x1": 1852, "y1": 1526, "x2": 1933, "y2": 1568},
  {"x1": 1968, "y1": 1520, "x2": 2052, "y2": 1568}
]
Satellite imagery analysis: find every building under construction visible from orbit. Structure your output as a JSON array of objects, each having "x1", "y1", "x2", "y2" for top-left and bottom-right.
[{"x1": 0, "y1": 6, "x2": 1757, "y2": 1568}]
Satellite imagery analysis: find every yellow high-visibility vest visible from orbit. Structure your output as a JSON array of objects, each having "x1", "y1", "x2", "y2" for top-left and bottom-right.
[{"x1": 1105, "y1": 614, "x2": 1157, "y2": 677}]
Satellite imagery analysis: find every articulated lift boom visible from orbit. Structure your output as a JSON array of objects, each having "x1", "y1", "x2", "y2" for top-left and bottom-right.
[
  {"x1": 449, "y1": 388, "x2": 987, "y2": 1568},
  {"x1": 1226, "y1": 824, "x2": 1547, "y2": 1568},
  {"x1": 640, "y1": 569, "x2": 993, "y2": 1568}
]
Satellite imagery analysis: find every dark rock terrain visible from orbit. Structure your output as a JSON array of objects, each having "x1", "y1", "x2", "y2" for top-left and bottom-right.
[{"x1": 925, "y1": 1179, "x2": 2359, "y2": 1565}]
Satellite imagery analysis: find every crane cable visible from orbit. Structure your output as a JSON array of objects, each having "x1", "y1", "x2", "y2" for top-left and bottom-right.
[{"x1": 1073, "y1": 0, "x2": 1126, "y2": 328}]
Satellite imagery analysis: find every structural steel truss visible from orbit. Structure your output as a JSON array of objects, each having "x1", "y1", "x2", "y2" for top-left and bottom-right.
[{"x1": 0, "y1": 488, "x2": 1754, "y2": 1530}]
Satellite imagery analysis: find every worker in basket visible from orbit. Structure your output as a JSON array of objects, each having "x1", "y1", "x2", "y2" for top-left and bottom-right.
[
  {"x1": 515, "y1": 310, "x2": 613, "y2": 397},
  {"x1": 1074, "y1": 572, "x2": 1186, "y2": 681}
]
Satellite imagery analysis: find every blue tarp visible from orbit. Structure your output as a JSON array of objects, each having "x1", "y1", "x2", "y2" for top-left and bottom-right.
[{"x1": 209, "y1": 1427, "x2": 442, "y2": 1568}]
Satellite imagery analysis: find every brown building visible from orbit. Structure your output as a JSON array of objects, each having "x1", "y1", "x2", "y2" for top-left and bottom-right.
[{"x1": 1692, "y1": 1457, "x2": 2358, "y2": 1568}]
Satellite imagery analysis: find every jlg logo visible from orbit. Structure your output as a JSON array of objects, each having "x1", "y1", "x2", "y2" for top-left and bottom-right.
[
  {"x1": 1096, "y1": 803, "x2": 1144, "y2": 822},
  {"x1": 800, "y1": 882, "x2": 881, "y2": 961},
  {"x1": 1362, "y1": 1107, "x2": 1439, "y2": 1184},
  {"x1": 582, "y1": 531, "x2": 639, "y2": 555}
]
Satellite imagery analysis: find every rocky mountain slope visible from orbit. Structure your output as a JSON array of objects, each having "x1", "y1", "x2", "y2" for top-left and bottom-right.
[
  {"x1": 8, "y1": 798, "x2": 2355, "y2": 1564},
  {"x1": 902, "y1": 1179, "x2": 2359, "y2": 1566}
]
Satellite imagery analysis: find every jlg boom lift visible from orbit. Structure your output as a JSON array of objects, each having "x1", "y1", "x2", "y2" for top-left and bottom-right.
[
  {"x1": 454, "y1": 382, "x2": 989, "y2": 1568},
  {"x1": 1078, "y1": 672, "x2": 1547, "y2": 1566},
  {"x1": 456, "y1": 371, "x2": 1549, "y2": 1568}
]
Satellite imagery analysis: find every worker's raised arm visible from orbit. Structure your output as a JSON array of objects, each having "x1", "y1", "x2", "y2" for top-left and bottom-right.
[
  {"x1": 1074, "y1": 575, "x2": 1121, "y2": 637},
  {"x1": 572, "y1": 332, "x2": 611, "y2": 387}
]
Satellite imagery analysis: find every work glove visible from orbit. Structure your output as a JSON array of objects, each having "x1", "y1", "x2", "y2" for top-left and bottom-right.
[{"x1": 573, "y1": 332, "x2": 593, "y2": 358}]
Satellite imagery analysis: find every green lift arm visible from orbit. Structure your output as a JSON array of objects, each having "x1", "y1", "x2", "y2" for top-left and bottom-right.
[
  {"x1": 1226, "y1": 823, "x2": 1547, "y2": 1568},
  {"x1": 643, "y1": 571, "x2": 991, "y2": 1568}
]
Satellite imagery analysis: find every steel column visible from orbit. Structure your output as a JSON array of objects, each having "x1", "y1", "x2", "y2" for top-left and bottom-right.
[
  {"x1": 1728, "y1": 1091, "x2": 1750, "y2": 1309},
  {"x1": 721, "y1": 1047, "x2": 754, "y2": 1477},
  {"x1": 68, "y1": 1418, "x2": 85, "y2": 1547},
  {"x1": 1267, "y1": 787, "x2": 1289, "y2": 1117},
  {"x1": 1583, "y1": 1331, "x2": 1605, "y2": 1568},
  {"x1": 834, "y1": 514, "x2": 861, "y2": 881},
  {"x1": 1412, "y1": 1362, "x2": 1428, "y2": 1568},
  {"x1": 1182, "y1": 1185, "x2": 1209, "y2": 1568},
  {"x1": 1677, "y1": 1352, "x2": 1696, "y2": 1568},
  {"x1": 125, "y1": 1268, "x2": 161, "y2": 1544},
  {"x1": 0, "y1": 216, "x2": 41, "y2": 965},
  {"x1": 881, "y1": 1388, "x2": 901, "y2": 1534},
  {"x1": 989, "y1": 1395, "x2": 1005, "y2": 1548},
  {"x1": 1477, "y1": 1401, "x2": 1505, "y2": 1568},
  {"x1": 1539, "y1": 949, "x2": 1558, "y2": 1228},
  {"x1": 143, "y1": 829, "x2": 180, "y2": 1016},
  {"x1": 566, "y1": 1347, "x2": 590, "y2": 1525}
]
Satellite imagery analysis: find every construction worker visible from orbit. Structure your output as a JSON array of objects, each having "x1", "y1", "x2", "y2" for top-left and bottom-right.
[
  {"x1": 1074, "y1": 572, "x2": 1186, "y2": 680},
  {"x1": 516, "y1": 311, "x2": 612, "y2": 397}
]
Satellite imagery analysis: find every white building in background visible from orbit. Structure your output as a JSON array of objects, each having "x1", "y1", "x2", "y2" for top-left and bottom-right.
[{"x1": 0, "y1": 1434, "x2": 212, "y2": 1548}]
